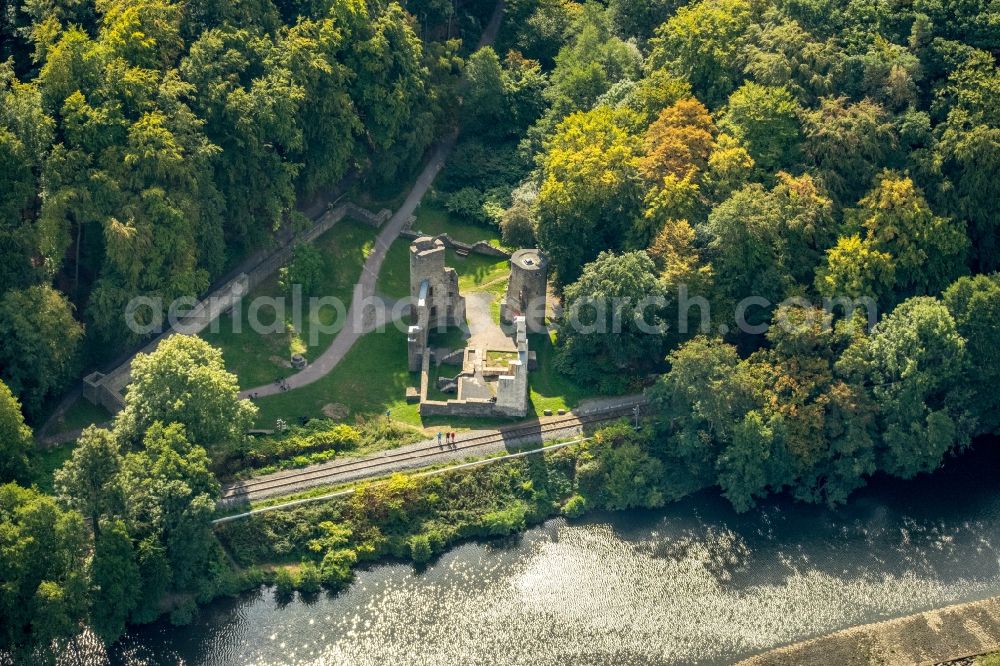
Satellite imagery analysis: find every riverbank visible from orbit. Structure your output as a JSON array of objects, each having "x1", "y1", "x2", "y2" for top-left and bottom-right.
[
  {"x1": 739, "y1": 595, "x2": 1000, "y2": 666},
  {"x1": 213, "y1": 423, "x2": 668, "y2": 593},
  {"x1": 102, "y1": 436, "x2": 1000, "y2": 664}
]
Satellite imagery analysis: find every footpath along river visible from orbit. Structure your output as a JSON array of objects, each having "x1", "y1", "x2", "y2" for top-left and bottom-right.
[{"x1": 84, "y1": 440, "x2": 1000, "y2": 665}]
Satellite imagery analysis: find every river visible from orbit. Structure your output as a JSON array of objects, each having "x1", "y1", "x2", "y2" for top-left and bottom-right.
[{"x1": 81, "y1": 441, "x2": 1000, "y2": 665}]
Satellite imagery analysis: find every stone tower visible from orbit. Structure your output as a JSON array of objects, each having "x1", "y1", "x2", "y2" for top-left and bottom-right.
[
  {"x1": 408, "y1": 237, "x2": 466, "y2": 371},
  {"x1": 501, "y1": 248, "x2": 548, "y2": 332},
  {"x1": 409, "y1": 237, "x2": 465, "y2": 328}
]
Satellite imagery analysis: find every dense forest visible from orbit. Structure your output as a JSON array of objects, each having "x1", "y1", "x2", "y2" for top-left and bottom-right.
[
  {"x1": 0, "y1": 0, "x2": 493, "y2": 420},
  {"x1": 1, "y1": 0, "x2": 998, "y2": 660}
]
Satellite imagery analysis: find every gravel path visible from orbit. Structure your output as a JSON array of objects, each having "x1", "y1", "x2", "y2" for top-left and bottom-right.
[
  {"x1": 239, "y1": 0, "x2": 507, "y2": 400},
  {"x1": 240, "y1": 134, "x2": 457, "y2": 399}
]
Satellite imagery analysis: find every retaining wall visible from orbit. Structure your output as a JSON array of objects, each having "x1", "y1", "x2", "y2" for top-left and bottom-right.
[{"x1": 738, "y1": 595, "x2": 1000, "y2": 666}]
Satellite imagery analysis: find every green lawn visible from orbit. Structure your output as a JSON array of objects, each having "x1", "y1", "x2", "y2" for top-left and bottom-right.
[
  {"x1": 376, "y1": 239, "x2": 411, "y2": 299},
  {"x1": 201, "y1": 218, "x2": 380, "y2": 389},
  {"x1": 978, "y1": 652, "x2": 1000, "y2": 666},
  {"x1": 526, "y1": 331, "x2": 597, "y2": 416},
  {"x1": 453, "y1": 250, "x2": 509, "y2": 292},
  {"x1": 52, "y1": 397, "x2": 112, "y2": 433},
  {"x1": 30, "y1": 442, "x2": 75, "y2": 494},
  {"x1": 253, "y1": 326, "x2": 422, "y2": 429},
  {"x1": 410, "y1": 202, "x2": 504, "y2": 246},
  {"x1": 377, "y1": 238, "x2": 509, "y2": 300}
]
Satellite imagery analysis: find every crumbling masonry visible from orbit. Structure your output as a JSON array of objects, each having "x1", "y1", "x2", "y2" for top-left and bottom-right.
[{"x1": 406, "y1": 237, "x2": 548, "y2": 419}]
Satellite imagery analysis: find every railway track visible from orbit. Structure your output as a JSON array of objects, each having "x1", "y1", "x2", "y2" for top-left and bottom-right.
[{"x1": 219, "y1": 398, "x2": 645, "y2": 505}]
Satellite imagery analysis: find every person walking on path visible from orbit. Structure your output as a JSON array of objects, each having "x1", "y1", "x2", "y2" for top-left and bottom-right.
[{"x1": 437, "y1": 431, "x2": 443, "y2": 446}]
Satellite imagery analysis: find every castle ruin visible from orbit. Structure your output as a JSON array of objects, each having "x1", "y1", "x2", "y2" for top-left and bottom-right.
[{"x1": 406, "y1": 237, "x2": 548, "y2": 419}]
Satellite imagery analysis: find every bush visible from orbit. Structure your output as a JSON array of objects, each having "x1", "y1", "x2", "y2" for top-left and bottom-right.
[
  {"x1": 408, "y1": 533, "x2": 433, "y2": 564},
  {"x1": 320, "y1": 548, "x2": 357, "y2": 589},
  {"x1": 562, "y1": 494, "x2": 587, "y2": 518},
  {"x1": 280, "y1": 243, "x2": 325, "y2": 297},
  {"x1": 298, "y1": 561, "x2": 322, "y2": 595},
  {"x1": 479, "y1": 503, "x2": 528, "y2": 536},
  {"x1": 169, "y1": 598, "x2": 198, "y2": 626},
  {"x1": 445, "y1": 187, "x2": 487, "y2": 224},
  {"x1": 273, "y1": 568, "x2": 297, "y2": 599},
  {"x1": 240, "y1": 422, "x2": 362, "y2": 469}
]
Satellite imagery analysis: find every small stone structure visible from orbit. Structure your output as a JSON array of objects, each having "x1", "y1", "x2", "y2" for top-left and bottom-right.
[
  {"x1": 407, "y1": 236, "x2": 466, "y2": 372},
  {"x1": 501, "y1": 249, "x2": 548, "y2": 332}
]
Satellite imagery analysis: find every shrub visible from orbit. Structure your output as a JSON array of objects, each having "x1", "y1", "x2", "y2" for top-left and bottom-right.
[
  {"x1": 280, "y1": 243, "x2": 325, "y2": 297},
  {"x1": 320, "y1": 549, "x2": 357, "y2": 589},
  {"x1": 298, "y1": 561, "x2": 322, "y2": 595},
  {"x1": 409, "y1": 533, "x2": 433, "y2": 564},
  {"x1": 273, "y1": 568, "x2": 297, "y2": 599},
  {"x1": 169, "y1": 599, "x2": 198, "y2": 626},
  {"x1": 480, "y1": 503, "x2": 528, "y2": 536},
  {"x1": 562, "y1": 494, "x2": 587, "y2": 518},
  {"x1": 446, "y1": 187, "x2": 487, "y2": 224}
]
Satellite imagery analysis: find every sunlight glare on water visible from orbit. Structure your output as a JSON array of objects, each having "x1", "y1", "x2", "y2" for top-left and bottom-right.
[{"x1": 82, "y1": 445, "x2": 1000, "y2": 666}]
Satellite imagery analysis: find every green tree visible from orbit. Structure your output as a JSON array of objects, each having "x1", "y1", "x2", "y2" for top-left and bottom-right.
[
  {"x1": 88, "y1": 519, "x2": 140, "y2": 642},
  {"x1": 117, "y1": 422, "x2": 220, "y2": 603},
  {"x1": 706, "y1": 173, "x2": 836, "y2": 323},
  {"x1": 742, "y1": 19, "x2": 845, "y2": 104},
  {"x1": 0, "y1": 380, "x2": 32, "y2": 484},
  {"x1": 647, "y1": 0, "x2": 753, "y2": 106},
  {"x1": 556, "y1": 251, "x2": 668, "y2": 393},
  {"x1": 856, "y1": 173, "x2": 969, "y2": 299},
  {"x1": 838, "y1": 296, "x2": 973, "y2": 478},
  {"x1": 0, "y1": 483, "x2": 88, "y2": 659},
  {"x1": 278, "y1": 15, "x2": 361, "y2": 194},
  {"x1": 113, "y1": 335, "x2": 257, "y2": 455},
  {"x1": 347, "y1": 3, "x2": 434, "y2": 182},
  {"x1": 815, "y1": 234, "x2": 895, "y2": 301},
  {"x1": 536, "y1": 106, "x2": 641, "y2": 284},
  {"x1": 803, "y1": 97, "x2": 897, "y2": 205},
  {"x1": 576, "y1": 425, "x2": 665, "y2": 510},
  {"x1": 54, "y1": 426, "x2": 121, "y2": 538},
  {"x1": 0, "y1": 284, "x2": 83, "y2": 418},
  {"x1": 942, "y1": 274, "x2": 1000, "y2": 434},
  {"x1": 0, "y1": 62, "x2": 53, "y2": 292},
  {"x1": 280, "y1": 242, "x2": 324, "y2": 298},
  {"x1": 720, "y1": 82, "x2": 803, "y2": 174},
  {"x1": 647, "y1": 336, "x2": 760, "y2": 492}
]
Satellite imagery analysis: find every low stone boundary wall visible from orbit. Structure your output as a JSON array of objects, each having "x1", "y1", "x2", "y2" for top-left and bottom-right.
[
  {"x1": 343, "y1": 202, "x2": 391, "y2": 227},
  {"x1": 419, "y1": 398, "x2": 499, "y2": 418},
  {"x1": 399, "y1": 229, "x2": 511, "y2": 258}
]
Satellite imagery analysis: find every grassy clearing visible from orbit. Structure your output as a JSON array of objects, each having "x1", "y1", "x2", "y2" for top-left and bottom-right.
[
  {"x1": 527, "y1": 331, "x2": 596, "y2": 416},
  {"x1": 978, "y1": 653, "x2": 1000, "y2": 666},
  {"x1": 30, "y1": 442, "x2": 75, "y2": 494},
  {"x1": 52, "y1": 397, "x2": 112, "y2": 433},
  {"x1": 253, "y1": 326, "x2": 421, "y2": 429},
  {"x1": 486, "y1": 350, "x2": 518, "y2": 366},
  {"x1": 376, "y1": 239, "x2": 411, "y2": 299},
  {"x1": 201, "y1": 218, "x2": 380, "y2": 389},
  {"x1": 411, "y1": 202, "x2": 504, "y2": 246},
  {"x1": 453, "y1": 250, "x2": 509, "y2": 292}
]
